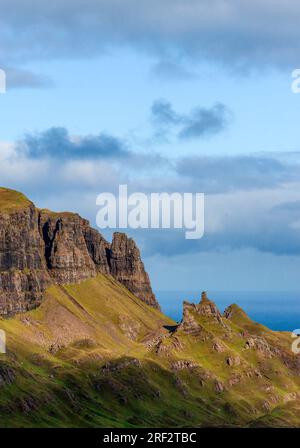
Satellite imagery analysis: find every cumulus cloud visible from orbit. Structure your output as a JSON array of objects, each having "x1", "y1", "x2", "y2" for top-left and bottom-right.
[
  {"x1": 17, "y1": 127, "x2": 131, "y2": 160},
  {"x1": 151, "y1": 100, "x2": 231, "y2": 140},
  {"x1": 179, "y1": 104, "x2": 231, "y2": 140},
  {"x1": 151, "y1": 100, "x2": 180, "y2": 127},
  {"x1": 0, "y1": 1, "x2": 300, "y2": 70}
]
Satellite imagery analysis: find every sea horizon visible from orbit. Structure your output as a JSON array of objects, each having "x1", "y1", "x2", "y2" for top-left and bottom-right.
[{"x1": 155, "y1": 290, "x2": 300, "y2": 332}]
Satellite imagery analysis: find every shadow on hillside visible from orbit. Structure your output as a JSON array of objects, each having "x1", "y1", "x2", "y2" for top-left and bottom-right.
[{"x1": 163, "y1": 325, "x2": 178, "y2": 333}]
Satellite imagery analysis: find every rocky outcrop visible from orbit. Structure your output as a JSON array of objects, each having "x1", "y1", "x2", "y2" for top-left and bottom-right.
[
  {"x1": 0, "y1": 188, "x2": 159, "y2": 315},
  {"x1": 176, "y1": 293, "x2": 229, "y2": 336},
  {"x1": 108, "y1": 233, "x2": 159, "y2": 309},
  {"x1": 82, "y1": 225, "x2": 110, "y2": 275},
  {"x1": 197, "y1": 292, "x2": 221, "y2": 315},
  {"x1": 39, "y1": 211, "x2": 97, "y2": 284},
  {"x1": 0, "y1": 363, "x2": 15, "y2": 386},
  {"x1": 0, "y1": 203, "x2": 50, "y2": 315},
  {"x1": 226, "y1": 356, "x2": 241, "y2": 367},
  {"x1": 171, "y1": 360, "x2": 199, "y2": 371},
  {"x1": 244, "y1": 337, "x2": 275, "y2": 358},
  {"x1": 176, "y1": 301, "x2": 207, "y2": 337},
  {"x1": 83, "y1": 230, "x2": 159, "y2": 309}
]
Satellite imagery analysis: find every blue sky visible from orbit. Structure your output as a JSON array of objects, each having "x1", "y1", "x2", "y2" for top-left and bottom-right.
[
  {"x1": 2, "y1": 56, "x2": 300, "y2": 155},
  {"x1": 1, "y1": 0, "x2": 300, "y2": 292}
]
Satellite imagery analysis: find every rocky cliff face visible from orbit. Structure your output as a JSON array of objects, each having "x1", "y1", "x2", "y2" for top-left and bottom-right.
[
  {"x1": 82, "y1": 225, "x2": 110, "y2": 275},
  {"x1": 83, "y1": 228, "x2": 159, "y2": 309},
  {"x1": 0, "y1": 188, "x2": 159, "y2": 315},
  {"x1": 0, "y1": 201, "x2": 50, "y2": 315},
  {"x1": 38, "y1": 211, "x2": 97, "y2": 284},
  {"x1": 108, "y1": 232, "x2": 159, "y2": 309}
]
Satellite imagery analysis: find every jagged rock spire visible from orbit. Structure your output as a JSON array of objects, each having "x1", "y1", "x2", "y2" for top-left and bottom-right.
[{"x1": 200, "y1": 291, "x2": 209, "y2": 303}]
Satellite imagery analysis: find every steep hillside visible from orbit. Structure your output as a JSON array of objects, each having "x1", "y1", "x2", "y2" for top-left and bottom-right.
[
  {"x1": 0, "y1": 273, "x2": 172, "y2": 427},
  {"x1": 0, "y1": 287, "x2": 299, "y2": 428}
]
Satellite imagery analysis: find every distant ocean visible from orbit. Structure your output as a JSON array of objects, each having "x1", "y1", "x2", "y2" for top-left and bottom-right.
[{"x1": 155, "y1": 290, "x2": 300, "y2": 332}]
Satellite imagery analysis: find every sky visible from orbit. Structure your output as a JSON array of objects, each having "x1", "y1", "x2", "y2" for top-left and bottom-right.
[{"x1": 1, "y1": 0, "x2": 300, "y2": 292}]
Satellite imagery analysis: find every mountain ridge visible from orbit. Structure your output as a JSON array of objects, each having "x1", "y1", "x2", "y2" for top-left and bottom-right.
[{"x1": 0, "y1": 187, "x2": 159, "y2": 315}]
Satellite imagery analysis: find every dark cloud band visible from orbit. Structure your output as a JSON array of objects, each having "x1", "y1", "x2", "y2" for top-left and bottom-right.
[
  {"x1": 18, "y1": 127, "x2": 130, "y2": 160},
  {"x1": 0, "y1": 1, "x2": 300, "y2": 70}
]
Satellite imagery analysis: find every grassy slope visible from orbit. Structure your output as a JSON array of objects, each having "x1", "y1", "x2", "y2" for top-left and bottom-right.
[
  {"x1": 0, "y1": 277, "x2": 299, "y2": 428},
  {"x1": 0, "y1": 187, "x2": 32, "y2": 213},
  {"x1": 166, "y1": 305, "x2": 300, "y2": 427},
  {"x1": 0, "y1": 274, "x2": 178, "y2": 427}
]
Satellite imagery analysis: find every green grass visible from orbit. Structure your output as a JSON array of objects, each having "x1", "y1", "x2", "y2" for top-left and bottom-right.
[
  {"x1": 0, "y1": 276, "x2": 299, "y2": 428},
  {"x1": 38, "y1": 209, "x2": 81, "y2": 218},
  {"x1": 0, "y1": 187, "x2": 32, "y2": 213}
]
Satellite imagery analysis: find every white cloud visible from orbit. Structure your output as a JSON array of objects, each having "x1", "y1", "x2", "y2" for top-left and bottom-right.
[{"x1": 1, "y1": 136, "x2": 300, "y2": 257}]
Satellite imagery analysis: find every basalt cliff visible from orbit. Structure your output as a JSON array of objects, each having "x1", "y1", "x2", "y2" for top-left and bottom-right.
[{"x1": 0, "y1": 188, "x2": 159, "y2": 315}]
